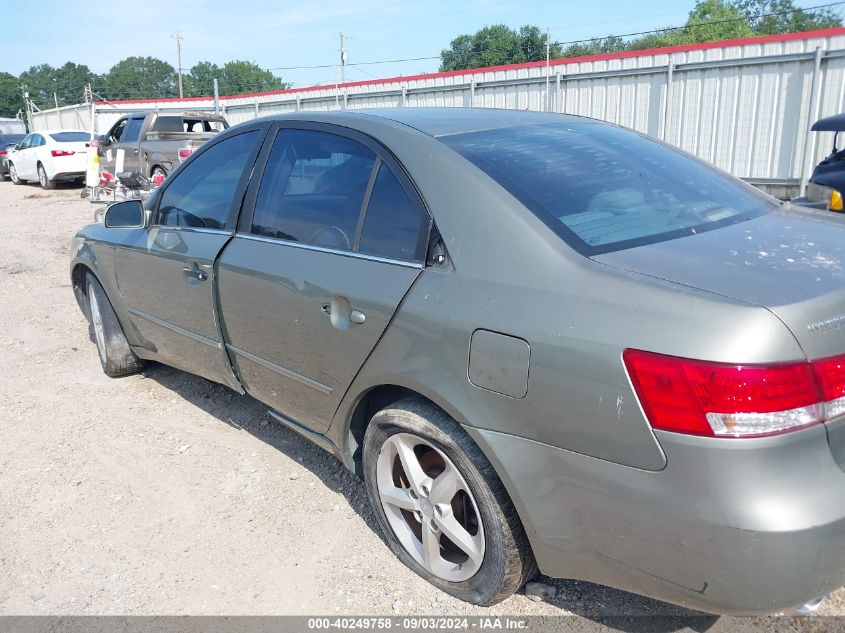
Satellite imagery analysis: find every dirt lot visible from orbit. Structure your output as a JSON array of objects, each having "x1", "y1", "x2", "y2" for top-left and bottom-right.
[{"x1": 0, "y1": 182, "x2": 842, "y2": 626}]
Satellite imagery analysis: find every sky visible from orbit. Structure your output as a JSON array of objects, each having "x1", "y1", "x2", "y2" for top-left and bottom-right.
[{"x1": 1, "y1": 0, "x2": 832, "y2": 94}]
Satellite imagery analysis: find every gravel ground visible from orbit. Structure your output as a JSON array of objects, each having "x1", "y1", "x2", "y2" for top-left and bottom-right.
[{"x1": 0, "y1": 182, "x2": 842, "y2": 629}]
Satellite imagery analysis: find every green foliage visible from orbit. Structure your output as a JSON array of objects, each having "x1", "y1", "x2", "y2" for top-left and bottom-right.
[
  {"x1": 733, "y1": 0, "x2": 842, "y2": 34},
  {"x1": 101, "y1": 56, "x2": 178, "y2": 100},
  {"x1": 19, "y1": 62, "x2": 97, "y2": 109},
  {"x1": 440, "y1": 24, "x2": 561, "y2": 71},
  {"x1": 441, "y1": 0, "x2": 842, "y2": 70},
  {"x1": 0, "y1": 72, "x2": 22, "y2": 118}
]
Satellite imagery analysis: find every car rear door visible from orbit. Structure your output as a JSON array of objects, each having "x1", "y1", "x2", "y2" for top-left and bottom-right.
[
  {"x1": 217, "y1": 123, "x2": 431, "y2": 432},
  {"x1": 113, "y1": 123, "x2": 269, "y2": 387}
]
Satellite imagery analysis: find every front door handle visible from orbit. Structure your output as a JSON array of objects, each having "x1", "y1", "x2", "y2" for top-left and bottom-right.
[{"x1": 182, "y1": 266, "x2": 208, "y2": 281}]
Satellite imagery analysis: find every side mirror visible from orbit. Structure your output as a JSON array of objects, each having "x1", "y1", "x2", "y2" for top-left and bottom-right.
[{"x1": 104, "y1": 200, "x2": 145, "y2": 228}]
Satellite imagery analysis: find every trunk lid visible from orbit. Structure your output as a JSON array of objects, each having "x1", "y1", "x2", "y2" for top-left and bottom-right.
[
  {"x1": 593, "y1": 204, "x2": 845, "y2": 468},
  {"x1": 593, "y1": 204, "x2": 845, "y2": 360}
]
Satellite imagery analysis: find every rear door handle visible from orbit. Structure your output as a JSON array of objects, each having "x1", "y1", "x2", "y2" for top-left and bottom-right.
[
  {"x1": 321, "y1": 298, "x2": 365, "y2": 329},
  {"x1": 182, "y1": 267, "x2": 208, "y2": 281}
]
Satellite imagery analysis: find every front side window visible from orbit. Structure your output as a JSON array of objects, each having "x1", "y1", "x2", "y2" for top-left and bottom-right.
[
  {"x1": 157, "y1": 130, "x2": 260, "y2": 229},
  {"x1": 109, "y1": 119, "x2": 127, "y2": 143},
  {"x1": 442, "y1": 123, "x2": 774, "y2": 256},
  {"x1": 359, "y1": 164, "x2": 425, "y2": 261},
  {"x1": 251, "y1": 129, "x2": 376, "y2": 251}
]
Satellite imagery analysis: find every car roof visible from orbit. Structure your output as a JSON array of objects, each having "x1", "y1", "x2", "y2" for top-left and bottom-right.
[{"x1": 262, "y1": 107, "x2": 593, "y2": 138}]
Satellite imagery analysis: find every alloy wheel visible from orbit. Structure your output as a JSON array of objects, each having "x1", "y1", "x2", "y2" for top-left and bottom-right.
[
  {"x1": 9, "y1": 164, "x2": 18, "y2": 184},
  {"x1": 38, "y1": 165, "x2": 47, "y2": 188},
  {"x1": 376, "y1": 432, "x2": 485, "y2": 582}
]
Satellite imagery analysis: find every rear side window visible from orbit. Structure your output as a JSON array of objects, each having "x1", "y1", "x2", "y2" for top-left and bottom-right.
[
  {"x1": 121, "y1": 117, "x2": 144, "y2": 143},
  {"x1": 442, "y1": 123, "x2": 773, "y2": 256},
  {"x1": 50, "y1": 132, "x2": 89, "y2": 142},
  {"x1": 251, "y1": 129, "x2": 376, "y2": 251},
  {"x1": 157, "y1": 130, "x2": 260, "y2": 229},
  {"x1": 359, "y1": 164, "x2": 425, "y2": 261}
]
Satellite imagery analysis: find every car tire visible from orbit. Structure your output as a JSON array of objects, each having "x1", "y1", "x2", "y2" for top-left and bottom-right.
[
  {"x1": 37, "y1": 163, "x2": 55, "y2": 190},
  {"x1": 9, "y1": 163, "x2": 22, "y2": 185},
  {"x1": 85, "y1": 272, "x2": 145, "y2": 377},
  {"x1": 363, "y1": 398, "x2": 536, "y2": 606}
]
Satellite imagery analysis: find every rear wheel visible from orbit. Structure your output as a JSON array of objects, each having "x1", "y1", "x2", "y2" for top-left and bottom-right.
[
  {"x1": 38, "y1": 163, "x2": 55, "y2": 190},
  {"x1": 9, "y1": 163, "x2": 22, "y2": 185},
  {"x1": 85, "y1": 273, "x2": 144, "y2": 377},
  {"x1": 363, "y1": 398, "x2": 536, "y2": 605}
]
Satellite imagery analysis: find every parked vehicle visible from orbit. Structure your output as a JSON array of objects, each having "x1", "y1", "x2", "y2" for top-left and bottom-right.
[
  {"x1": 0, "y1": 117, "x2": 26, "y2": 135},
  {"x1": 70, "y1": 109, "x2": 845, "y2": 615},
  {"x1": 0, "y1": 133, "x2": 26, "y2": 180},
  {"x1": 8, "y1": 130, "x2": 89, "y2": 188},
  {"x1": 98, "y1": 111, "x2": 228, "y2": 182},
  {"x1": 797, "y1": 113, "x2": 845, "y2": 212}
]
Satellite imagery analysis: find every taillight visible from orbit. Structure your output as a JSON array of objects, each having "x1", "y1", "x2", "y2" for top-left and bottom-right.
[
  {"x1": 51, "y1": 149, "x2": 75, "y2": 157},
  {"x1": 177, "y1": 148, "x2": 193, "y2": 162},
  {"x1": 0, "y1": 150, "x2": 6, "y2": 156},
  {"x1": 623, "y1": 349, "x2": 845, "y2": 438}
]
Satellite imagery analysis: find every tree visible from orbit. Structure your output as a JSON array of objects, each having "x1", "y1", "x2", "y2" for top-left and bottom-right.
[
  {"x1": 732, "y1": 0, "x2": 841, "y2": 35},
  {"x1": 18, "y1": 62, "x2": 96, "y2": 109},
  {"x1": 440, "y1": 24, "x2": 562, "y2": 71},
  {"x1": 184, "y1": 61, "x2": 221, "y2": 97},
  {"x1": 101, "y1": 56, "x2": 177, "y2": 100},
  {"x1": 683, "y1": 0, "x2": 755, "y2": 42},
  {"x1": 0, "y1": 72, "x2": 22, "y2": 118},
  {"x1": 185, "y1": 60, "x2": 286, "y2": 97},
  {"x1": 561, "y1": 36, "x2": 628, "y2": 58}
]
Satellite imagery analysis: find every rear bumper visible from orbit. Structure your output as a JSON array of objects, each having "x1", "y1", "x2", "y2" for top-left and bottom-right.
[
  {"x1": 52, "y1": 171, "x2": 85, "y2": 182},
  {"x1": 468, "y1": 424, "x2": 845, "y2": 615}
]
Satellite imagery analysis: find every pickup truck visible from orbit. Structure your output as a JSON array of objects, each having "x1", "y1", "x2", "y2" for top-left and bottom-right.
[{"x1": 98, "y1": 111, "x2": 228, "y2": 182}]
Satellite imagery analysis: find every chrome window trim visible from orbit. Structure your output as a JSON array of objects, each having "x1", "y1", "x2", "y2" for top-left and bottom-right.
[
  {"x1": 234, "y1": 232, "x2": 424, "y2": 269},
  {"x1": 148, "y1": 226, "x2": 232, "y2": 236},
  {"x1": 226, "y1": 343, "x2": 333, "y2": 395}
]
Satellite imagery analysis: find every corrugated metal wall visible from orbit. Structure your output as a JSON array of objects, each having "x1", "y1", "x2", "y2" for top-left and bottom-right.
[{"x1": 30, "y1": 28, "x2": 845, "y2": 194}]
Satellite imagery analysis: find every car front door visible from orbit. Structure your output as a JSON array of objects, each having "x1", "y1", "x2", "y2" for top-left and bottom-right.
[
  {"x1": 217, "y1": 123, "x2": 430, "y2": 432},
  {"x1": 103, "y1": 115, "x2": 144, "y2": 173},
  {"x1": 15, "y1": 134, "x2": 38, "y2": 179},
  {"x1": 113, "y1": 124, "x2": 269, "y2": 387}
]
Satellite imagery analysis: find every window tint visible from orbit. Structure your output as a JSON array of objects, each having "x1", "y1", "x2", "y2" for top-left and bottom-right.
[
  {"x1": 121, "y1": 117, "x2": 144, "y2": 143},
  {"x1": 359, "y1": 164, "x2": 424, "y2": 261},
  {"x1": 50, "y1": 132, "x2": 89, "y2": 142},
  {"x1": 18, "y1": 135, "x2": 32, "y2": 149},
  {"x1": 442, "y1": 123, "x2": 773, "y2": 256},
  {"x1": 251, "y1": 129, "x2": 376, "y2": 251},
  {"x1": 157, "y1": 130, "x2": 260, "y2": 229}
]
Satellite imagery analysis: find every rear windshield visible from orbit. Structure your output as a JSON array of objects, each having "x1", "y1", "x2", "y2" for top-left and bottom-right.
[
  {"x1": 441, "y1": 123, "x2": 773, "y2": 255},
  {"x1": 0, "y1": 134, "x2": 25, "y2": 145},
  {"x1": 50, "y1": 132, "x2": 89, "y2": 142}
]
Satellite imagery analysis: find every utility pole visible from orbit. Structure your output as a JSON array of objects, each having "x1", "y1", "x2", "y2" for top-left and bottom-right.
[
  {"x1": 545, "y1": 27, "x2": 551, "y2": 112},
  {"x1": 172, "y1": 31, "x2": 184, "y2": 98},
  {"x1": 213, "y1": 78, "x2": 219, "y2": 115},
  {"x1": 339, "y1": 32, "x2": 348, "y2": 85},
  {"x1": 20, "y1": 85, "x2": 32, "y2": 131}
]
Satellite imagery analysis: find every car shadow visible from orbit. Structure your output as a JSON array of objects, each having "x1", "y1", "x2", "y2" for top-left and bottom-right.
[{"x1": 139, "y1": 362, "x2": 718, "y2": 630}]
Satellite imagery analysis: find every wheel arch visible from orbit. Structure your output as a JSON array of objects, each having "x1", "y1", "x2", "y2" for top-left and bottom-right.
[{"x1": 71, "y1": 262, "x2": 95, "y2": 318}]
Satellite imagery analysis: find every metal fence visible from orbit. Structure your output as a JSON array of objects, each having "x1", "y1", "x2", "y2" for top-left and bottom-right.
[{"x1": 30, "y1": 27, "x2": 845, "y2": 197}]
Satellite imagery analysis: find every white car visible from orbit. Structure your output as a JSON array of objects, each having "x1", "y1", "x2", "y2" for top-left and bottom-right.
[{"x1": 8, "y1": 130, "x2": 90, "y2": 189}]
